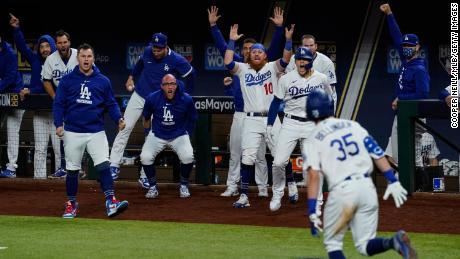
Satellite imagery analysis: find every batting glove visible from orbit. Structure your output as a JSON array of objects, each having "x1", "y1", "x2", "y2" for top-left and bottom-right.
[
  {"x1": 383, "y1": 181, "x2": 408, "y2": 208},
  {"x1": 309, "y1": 213, "x2": 323, "y2": 238}
]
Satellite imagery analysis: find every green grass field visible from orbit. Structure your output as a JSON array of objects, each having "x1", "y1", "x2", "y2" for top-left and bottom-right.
[{"x1": 0, "y1": 215, "x2": 459, "y2": 258}]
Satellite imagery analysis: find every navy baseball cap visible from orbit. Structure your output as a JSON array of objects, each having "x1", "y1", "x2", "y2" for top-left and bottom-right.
[
  {"x1": 151, "y1": 33, "x2": 167, "y2": 48},
  {"x1": 401, "y1": 34, "x2": 419, "y2": 46}
]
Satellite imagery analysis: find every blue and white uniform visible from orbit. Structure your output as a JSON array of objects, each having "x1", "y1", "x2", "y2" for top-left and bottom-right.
[
  {"x1": 54, "y1": 66, "x2": 122, "y2": 170},
  {"x1": 12, "y1": 27, "x2": 62, "y2": 178},
  {"x1": 110, "y1": 46, "x2": 195, "y2": 168},
  {"x1": 0, "y1": 40, "x2": 24, "y2": 175}
]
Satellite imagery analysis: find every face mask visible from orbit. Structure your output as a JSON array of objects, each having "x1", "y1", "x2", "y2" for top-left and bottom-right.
[{"x1": 402, "y1": 47, "x2": 415, "y2": 58}]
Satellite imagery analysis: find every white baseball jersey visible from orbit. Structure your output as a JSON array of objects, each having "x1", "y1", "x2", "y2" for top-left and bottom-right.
[
  {"x1": 276, "y1": 70, "x2": 332, "y2": 118},
  {"x1": 41, "y1": 48, "x2": 78, "y2": 87},
  {"x1": 415, "y1": 132, "x2": 440, "y2": 167},
  {"x1": 235, "y1": 61, "x2": 282, "y2": 113},
  {"x1": 286, "y1": 52, "x2": 337, "y2": 85},
  {"x1": 304, "y1": 118, "x2": 382, "y2": 190}
]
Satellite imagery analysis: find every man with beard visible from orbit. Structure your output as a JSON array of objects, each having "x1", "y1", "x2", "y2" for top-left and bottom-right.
[
  {"x1": 224, "y1": 23, "x2": 294, "y2": 208},
  {"x1": 8, "y1": 13, "x2": 63, "y2": 179}
]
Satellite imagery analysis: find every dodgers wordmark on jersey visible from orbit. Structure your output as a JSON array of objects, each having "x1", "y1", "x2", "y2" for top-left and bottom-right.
[
  {"x1": 235, "y1": 61, "x2": 282, "y2": 113},
  {"x1": 41, "y1": 48, "x2": 78, "y2": 87},
  {"x1": 276, "y1": 70, "x2": 332, "y2": 118}
]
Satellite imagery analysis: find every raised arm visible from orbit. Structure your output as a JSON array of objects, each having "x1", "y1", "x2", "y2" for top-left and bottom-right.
[
  {"x1": 266, "y1": 6, "x2": 284, "y2": 61},
  {"x1": 208, "y1": 6, "x2": 243, "y2": 62},
  {"x1": 224, "y1": 24, "x2": 244, "y2": 74},
  {"x1": 380, "y1": 4, "x2": 403, "y2": 53},
  {"x1": 275, "y1": 24, "x2": 294, "y2": 72},
  {"x1": 10, "y1": 14, "x2": 35, "y2": 63}
]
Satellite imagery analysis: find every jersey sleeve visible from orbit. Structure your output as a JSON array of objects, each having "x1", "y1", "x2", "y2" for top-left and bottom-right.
[
  {"x1": 274, "y1": 74, "x2": 287, "y2": 99},
  {"x1": 427, "y1": 135, "x2": 441, "y2": 159},
  {"x1": 175, "y1": 56, "x2": 193, "y2": 78},
  {"x1": 286, "y1": 56, "x2": 296, "y2": 73},
  {"x1": 142, "y1": 95, "x2": 155, "y2": 120},
  {"x1": 41, "y1": 56, "x2": 53, "y2": 80},
  {"x1": 303, "y1": 139, "x2": 321, "y2": 171},
  {"x1": 362, "y1": 128, "x2": 385, "y2": 160},
  {"x1": 325, "y1": 60, "x2": 337, "y2": 85}
]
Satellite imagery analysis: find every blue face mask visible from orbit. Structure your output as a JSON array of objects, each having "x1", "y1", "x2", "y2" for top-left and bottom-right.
[{"x1": 402, "y1": 47, "x2": 415, "y2": 58}]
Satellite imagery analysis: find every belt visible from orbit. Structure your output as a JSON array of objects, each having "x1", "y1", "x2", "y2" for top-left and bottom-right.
[
  {"x1": 344, "y1": 173, "x2": 370, "y2": 181},
  {"x1": 246, "y1": 112, "x2": 268, "y2": 117},
  {"x1": 284, "y1": 114, "x2": 308, "y2": 122}
]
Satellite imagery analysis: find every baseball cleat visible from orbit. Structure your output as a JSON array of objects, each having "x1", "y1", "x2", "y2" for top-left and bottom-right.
[
  {"x1": 145, "y1": 185, "x2": 159, "y2": 199},
  {"x1": 106, "y1": 197, "x2": 128, "y2": 217},
  {"x1": 110, "y1": 166, "x2": 120, "y2": 180},
  {"x1": 258, "y1": 187, "x2": 269, "y2": 197},
  {"x1": 233, "y1": 194, "x2": 250, "y2": 208},
  {"x1": 270, "y1": 195, "x2": 282, "y2": 212},
  {"x1": 179, "y1": 185, "x2": 191, "y2": 198},
  {"x1": 62, "y1": 201, "x2": 78, "y2": 219},
  {"x1": 220, "y1": 187, "x2": 239, "y2": 197},
  {"x1": 138, "y1": 177, "x2": 150, "y2": 189},
  {"x1": 0, "y1": 169, "x2": 16, "y2": 178},
  {"x1": 288, "y1": 182, "x2": 299, "y2": 204},
  {"x1": 49, "y1": 168, "x2": 67, "y2": 179},
  {"x1": 393, "y1": 230, "x2": 418, "y2": 259}
]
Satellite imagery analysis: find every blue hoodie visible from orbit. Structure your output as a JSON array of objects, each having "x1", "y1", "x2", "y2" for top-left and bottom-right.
[
  {"x1": 0, "y1": 40, "x2": 23, "y2": 93},
  {"x1": 12, "y1": 27, "x2": 56, "y2": 93},
  {"x1": 54, "y1": 66, "x2": 122, "y2": 133},
  {"x1": 386, "y1": 14, "x2": 430, "y2": 100},
  {"x1": 143, "y1": 85, "x2": 197, "y2": 140}
]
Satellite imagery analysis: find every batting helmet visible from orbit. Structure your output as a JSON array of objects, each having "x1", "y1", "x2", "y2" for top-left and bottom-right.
[
  {"x1": 306, "y1": 88, "x2": 334, "y2": 119},
  {"x1": 295, "y1": 47, "x2": 313, "y2": 61}
]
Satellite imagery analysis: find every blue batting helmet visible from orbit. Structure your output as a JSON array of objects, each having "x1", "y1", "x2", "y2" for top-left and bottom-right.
[
  {"x1": 295, "y1": 47, "x2": 313, "y2": 61},
  {"x1": 306, "y1": 89, "x2": 334, "y2": 119}
]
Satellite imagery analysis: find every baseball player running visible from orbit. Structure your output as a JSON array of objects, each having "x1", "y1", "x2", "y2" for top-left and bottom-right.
[
  {"x1": 224, "y1": 23, "x2": 294, "y2": 208},
  {"x1": 0, "y1": 37, "x2": 24, "y2": 178},
  {"x1": 9, "y1": 14, "x2": 63, "y2": 179},
  {"x1": 303, "y1": 89, "x2": 417, "y2": 259},
  {"x1": 286, "y1": 34, "x2": 337, "y2": 111},
  {"x1": 110, "y1": 32, "x2": 195, "y2": 190},
  {"x1": 54, "y1": 43, "x2": 128, "y2": 218},
  {"x1": 267, "y1": 47, "x2": 332, "y2": 212},
  {"x1": 140, "y1": 74, "x2": 197, "y2": 199}
]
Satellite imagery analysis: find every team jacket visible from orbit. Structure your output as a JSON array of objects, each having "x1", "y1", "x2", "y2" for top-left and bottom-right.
[
  {"x1": 211, "y1": 24, "x2": 283, "y2": 112},
  {"x1": 143, "y1": 87, "x2": 197, "y2": 140},
  {"x1": 54, "y1": 66, "x2": 121, "y2": 133},
  {"x1": 12, "y1": 27, "x2": 56, "y2": 93},
  {"x1": 131, "y1": 46, "x2": 195, "y2": 98},
  {"x1": 0, "y1": 40, "x2": 23, "y2": 93},
  {"x1": 387, "y1": 14, "x2": 429, "y2": 100}
]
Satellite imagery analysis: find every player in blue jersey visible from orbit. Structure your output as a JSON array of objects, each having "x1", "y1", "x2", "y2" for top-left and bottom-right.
[
  {"x1": 380, "y1": 3, "x2": 430, "y2": 166},
  {"x1": 8, "y1": 13, "x2": 65, "y2": 179},
  {"x1": 54, "y1": 43, "x2": 128, "y2": 218},
  {"x1": 110, "y1": 32, "x2": 196, "y2": 190},
  {"x1": 140, "y1": 74, "x2": 197, "y2": 199},
  {"x1": 0, "y1": 35, "x2": 24, "y2": 178}
]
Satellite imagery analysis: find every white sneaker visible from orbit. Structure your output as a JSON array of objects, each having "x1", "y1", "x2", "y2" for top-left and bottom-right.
[
  {"x1": 233, "y1": 194, "x2": 250, "y2": 208},
  {"x1": 288, "y1": 182, "x2": 299, "y2": 204},
  {"x1": 220, "y1": 187, "x2": 239, "y2": 197},
  {"x1": 180, "y1": 185, "x2": 191, "y2": 198},
  {"x1": 270, "y1": 195, "x2": 282, "y2": 212},
  {"x1": 145, "y1": 185, "x2": 159, "y2": 199},
  {"x1": 258, "y1": 187, "x2": 269, "y2": 197}
]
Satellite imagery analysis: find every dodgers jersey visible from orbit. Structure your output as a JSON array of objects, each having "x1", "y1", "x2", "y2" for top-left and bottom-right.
[
  {"x1": 286, "y1": 51, "x2": 337, "y2": 85},
  {"x1": 304, "y1": 118, "x2": 384, "y2": 190},
  {"x1": 276, "y1": 70, "x2": 332, "y2": 118},
  {"x1": 234, "y1": 61, "x2": 283, "y2": 113},
  {"x1": 41, "y1": 48, "x2": 78, "y2": 87},
  {"x1": 415, "y1": 133, "x2": 440, "y2": 167}
]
